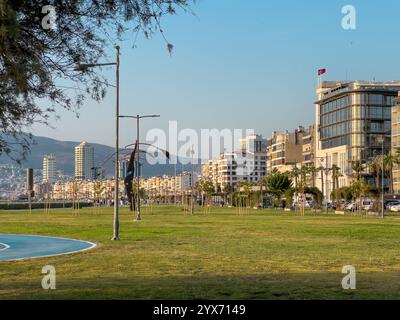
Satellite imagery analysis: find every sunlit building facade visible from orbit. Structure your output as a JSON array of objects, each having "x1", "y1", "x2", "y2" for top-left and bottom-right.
[
  {"x1": 392, "y1": 92, "x2": 400, "y2": 193},
  {"x1": 315, "y1": 81, "x2": 400, "y2": 199},
  {"x1": 74, "y1": 142, "x2": 95, "y2": 180}
]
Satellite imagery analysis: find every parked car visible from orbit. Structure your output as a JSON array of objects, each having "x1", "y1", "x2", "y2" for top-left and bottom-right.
[
  {"x1": 389, "y1": 203, "x2": 400, "y2": 212},
  {"x1": 386, "y1": 201, "x2": 400, "y2": 211},
  {"x1": 362, "y1": 200, "x2": 373, "y2": 211},
  {"x1": 305, "y1": 200, "x2": 314, "y2": 209},
  {"x1": 344, "y1": 202, "x2": 355, "y2": 211}
]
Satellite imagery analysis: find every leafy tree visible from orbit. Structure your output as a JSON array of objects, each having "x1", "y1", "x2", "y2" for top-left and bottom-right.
[
  {"x1": 284, "y1": 187, "x2": 295, "y2": 209},
  {"x1": 197, "y1": 179, "x2": 215, "y2": 213},
  {"x1": 0, "y1": 0, "x2": 193, "y2": 161},
  {"x1": 264, "y1": 172, "x2": 292, "y2": 208},
  {"x1": 350, "y1": 179, "x2": 369, "y2": 214},
  {"x1": 336, "y1": 186, "x2": 353, "y2": 202},
  {"x1": 304, "y1": 187, "x2": 323, "y2": 209}
]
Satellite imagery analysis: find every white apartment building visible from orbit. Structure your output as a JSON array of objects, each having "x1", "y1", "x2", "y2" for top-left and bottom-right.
[
  {"x1": 75, "y1": 142, "x2": 95, "y2": 180},
  {"x1": 140, "y1": 173, "x2": 195, "y2": 199},
  {"x1": 315, "y1": 81, "x2": 400, "y2": 200},
  {"x1": 42, "y1": 154, "x2": 57, "y2": 183},
  {"x1": 201, "y1": 134, "x2": 267, "y2": 189}
]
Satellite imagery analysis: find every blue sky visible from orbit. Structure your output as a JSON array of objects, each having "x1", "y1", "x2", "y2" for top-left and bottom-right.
[{"x1": 32, "y1": 0, "x2": 400, "y2": 147}]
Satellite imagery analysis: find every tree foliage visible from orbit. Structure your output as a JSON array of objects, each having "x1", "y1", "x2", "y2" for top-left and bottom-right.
[
  {"x1": 264, "y1": 173, "x2": 292, "y2": 196},
  {"x1": 0, "y1": 0, "x2": 193, "y2": 161}
]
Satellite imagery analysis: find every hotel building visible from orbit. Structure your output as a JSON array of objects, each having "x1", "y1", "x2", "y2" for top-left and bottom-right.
[
  {"x1": 392, "y1": 92, "x2": 400, "y2": 193},
  {"x1": 315, "y1": 81, "x2": 400, "y2": 199}
]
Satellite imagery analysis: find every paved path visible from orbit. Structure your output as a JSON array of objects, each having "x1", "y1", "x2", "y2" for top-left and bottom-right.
[{"x1": 0, "y1": 234, "x2": 96, "y2": 261}]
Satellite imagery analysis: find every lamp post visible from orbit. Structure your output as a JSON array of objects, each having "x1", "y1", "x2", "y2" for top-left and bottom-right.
[
  {"x1": 75, "y1": 46, "x2": 120, "y2": 240},
  {"x1": 120, "y1": 114, "x2": 160, "y2": 220},
  {"x1": 315, "y1": 154, "x2": 330, "y2": 212},
  {"x1": 377, "y1": 135, "x2": 385, "y2": 219},
  {"x1": 190, "y1": 145, "x2": 195, "y2": 215}
]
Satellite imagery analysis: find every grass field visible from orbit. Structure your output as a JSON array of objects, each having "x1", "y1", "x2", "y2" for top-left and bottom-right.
[{"x1": 1, "y1": 206, "x2": 400, "y2": 300}]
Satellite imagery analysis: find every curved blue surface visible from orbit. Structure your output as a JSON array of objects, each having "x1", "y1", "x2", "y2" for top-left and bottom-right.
[{"x1": 0, "y1": 234, "x2": 96, "y2": 261}]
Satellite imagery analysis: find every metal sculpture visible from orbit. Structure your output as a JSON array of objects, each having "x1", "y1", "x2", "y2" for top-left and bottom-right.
[{"x1": 124, "y1": 140, "x2": 138, "y2": 212}]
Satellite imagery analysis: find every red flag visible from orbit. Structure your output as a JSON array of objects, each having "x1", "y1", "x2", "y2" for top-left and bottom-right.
[{"x1": 318, "y1": 69, "x2": 327, "y2": 76}]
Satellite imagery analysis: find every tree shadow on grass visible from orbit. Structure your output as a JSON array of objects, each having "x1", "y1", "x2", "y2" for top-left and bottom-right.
[{"x1": 3, "y1": 271, "x2": 400, "y2": 300}]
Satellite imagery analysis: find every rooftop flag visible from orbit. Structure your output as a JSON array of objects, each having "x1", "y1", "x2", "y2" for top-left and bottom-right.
[{"x1": 318, "y1": 68, "x2": 327, "y2": 76}]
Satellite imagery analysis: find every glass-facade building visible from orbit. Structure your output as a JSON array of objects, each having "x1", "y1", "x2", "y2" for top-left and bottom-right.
[
  {"x1": 315, "y1": 81, "x2": 400, "y2": 199},
  {"x1": 392, "y1": 93, "x2": 400, "y2": 193},
  {"x1": 318, "y1": 82, "x2": 400, "y2": 162}
]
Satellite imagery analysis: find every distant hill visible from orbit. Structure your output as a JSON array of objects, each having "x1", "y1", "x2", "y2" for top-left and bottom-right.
[{"x1": 0, "y1": 135, "x2": 200, "y2": 178}]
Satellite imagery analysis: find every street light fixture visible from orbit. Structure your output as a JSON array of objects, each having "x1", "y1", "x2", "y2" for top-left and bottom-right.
[
  {"x1": 315, "y1": 154, "x2": 330, "y2": 213},
  {"x1": 75, "y1": 46, "x2": 121, "y2": 240},
  {"x1": 120, "y1": 114, "x2": 160, "y2": 220},
  {"x1": 376, "y1": 135, "x2": 385, "y2": 219}
]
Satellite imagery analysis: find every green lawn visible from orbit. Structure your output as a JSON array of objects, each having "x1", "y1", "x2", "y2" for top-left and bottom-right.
[{"x1": 1, "y1": 206, "x2": 400, "y2": 300}]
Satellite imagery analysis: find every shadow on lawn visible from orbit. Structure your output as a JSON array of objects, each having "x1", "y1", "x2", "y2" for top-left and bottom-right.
[{"x1": 3, "y1": 272, "x2": 400, "y2": 300}]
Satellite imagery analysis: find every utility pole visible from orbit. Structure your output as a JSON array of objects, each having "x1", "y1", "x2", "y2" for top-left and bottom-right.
[
  {"x1": 181, "y1": 163, "x2": 184, "y2": 206},
  {"x1": 174, "y1": 161, "x2": 177, "y2": 205},
  {"x1": 191, "y1": 145, "x2": 195, "y2": 215},
  {"x1": 74, "y1": 45, "x2": 120, "y2": 240},
  {"x1": 113, "y1": 46, "x2": 120, "y2": 239},
  {"x1": 377, "y1": 135, "x2": 385, "y2": 219},
  {"x1": 325, "y1": 153, "x2": 329, "y2": 213},
  {"x1": 119, "y1": 114, "x2": 160, "y2": 221},
  {"x1": 136, "y1": 115, "x2": 141, "y2": 221}
]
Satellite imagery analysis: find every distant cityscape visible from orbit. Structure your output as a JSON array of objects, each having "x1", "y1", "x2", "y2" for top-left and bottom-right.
[{"x1": 2, "y1": 80, "x2": 400, "y2": 205}]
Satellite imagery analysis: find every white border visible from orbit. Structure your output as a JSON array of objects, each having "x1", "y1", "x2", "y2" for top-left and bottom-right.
[
  {"x1": 0, "y1": 242, "x2": 10, "y2": 252},
  {"x1": 0, "y1": 233, "x2": 97, "y2": 262}
]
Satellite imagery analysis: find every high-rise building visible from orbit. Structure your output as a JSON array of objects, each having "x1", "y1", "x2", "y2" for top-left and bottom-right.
[
  {"x1": 119, "y1": 159, "x2": 129, "y2": 180},
  {"x1": 267, "y1": 127, "x2": 305, "y2": 173},
  {"x1": 75, "y1": 142, "x2": 95, "y2": 180},
  {"x1": 42, "y1": 154, "x2": 57, "y2": 183},
  {"x1": 392, "y1": 92, "x2": 400, "y2": 193},
  {"x1": 315, "y1": 81, "x2": 400, "y2": 199}
]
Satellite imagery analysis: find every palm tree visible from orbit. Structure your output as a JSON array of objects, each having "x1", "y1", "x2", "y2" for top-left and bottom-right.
[
  {"x1": 289, "y1": 166, "x2": 301, "y2": 207},
  {"x1": 265, "y1": 172, "x2": 292, "y2": 208},
  {"x1": 289, "y1": 166, "x2": 301, "y2": 190},
  {"x1": 298, "y1": 165, "x2": 311, "y2": 216},
  {"x1": 384, "y1": 151, "x2": 400, "y2": 194},
  {"x1": 331, "y1": 165, "x2": 342, "y2": 207},
  {"x1": 307, "y1": 163, "x2": 318, "y2": 188},
  {"x1": 351, "y1": 160, "x2": 363, "y2": 181},
  {"x1": 368, "y1": 156, "x2": 381, "y2": 190},
  {"x1": 317, "y1": 166, "x2": 325, "y2": 197}
]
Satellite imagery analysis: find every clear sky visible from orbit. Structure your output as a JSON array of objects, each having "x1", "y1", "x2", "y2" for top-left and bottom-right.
[{"x1": 32, "y1": 0, "x2": 400, "y2": 148}]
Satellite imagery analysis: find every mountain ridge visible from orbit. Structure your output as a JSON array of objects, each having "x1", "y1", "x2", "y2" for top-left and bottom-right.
[{"x1": 0, "y1": 135, "x2": 199, "y2": 178}]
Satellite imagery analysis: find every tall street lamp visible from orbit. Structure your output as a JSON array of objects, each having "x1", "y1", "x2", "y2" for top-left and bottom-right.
[
  {"x1": 120, "y1": 114, "x2": 160, "y2": 221},
  {"x1": 377, "y1": 135, "x2": 385, "y2": 219},
  {"x1": 75, "y1": 46, "x2": 121, "y2": 240},
  {"x1": 315, "y1": 154, "x2": 330, "y2": 212}
]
